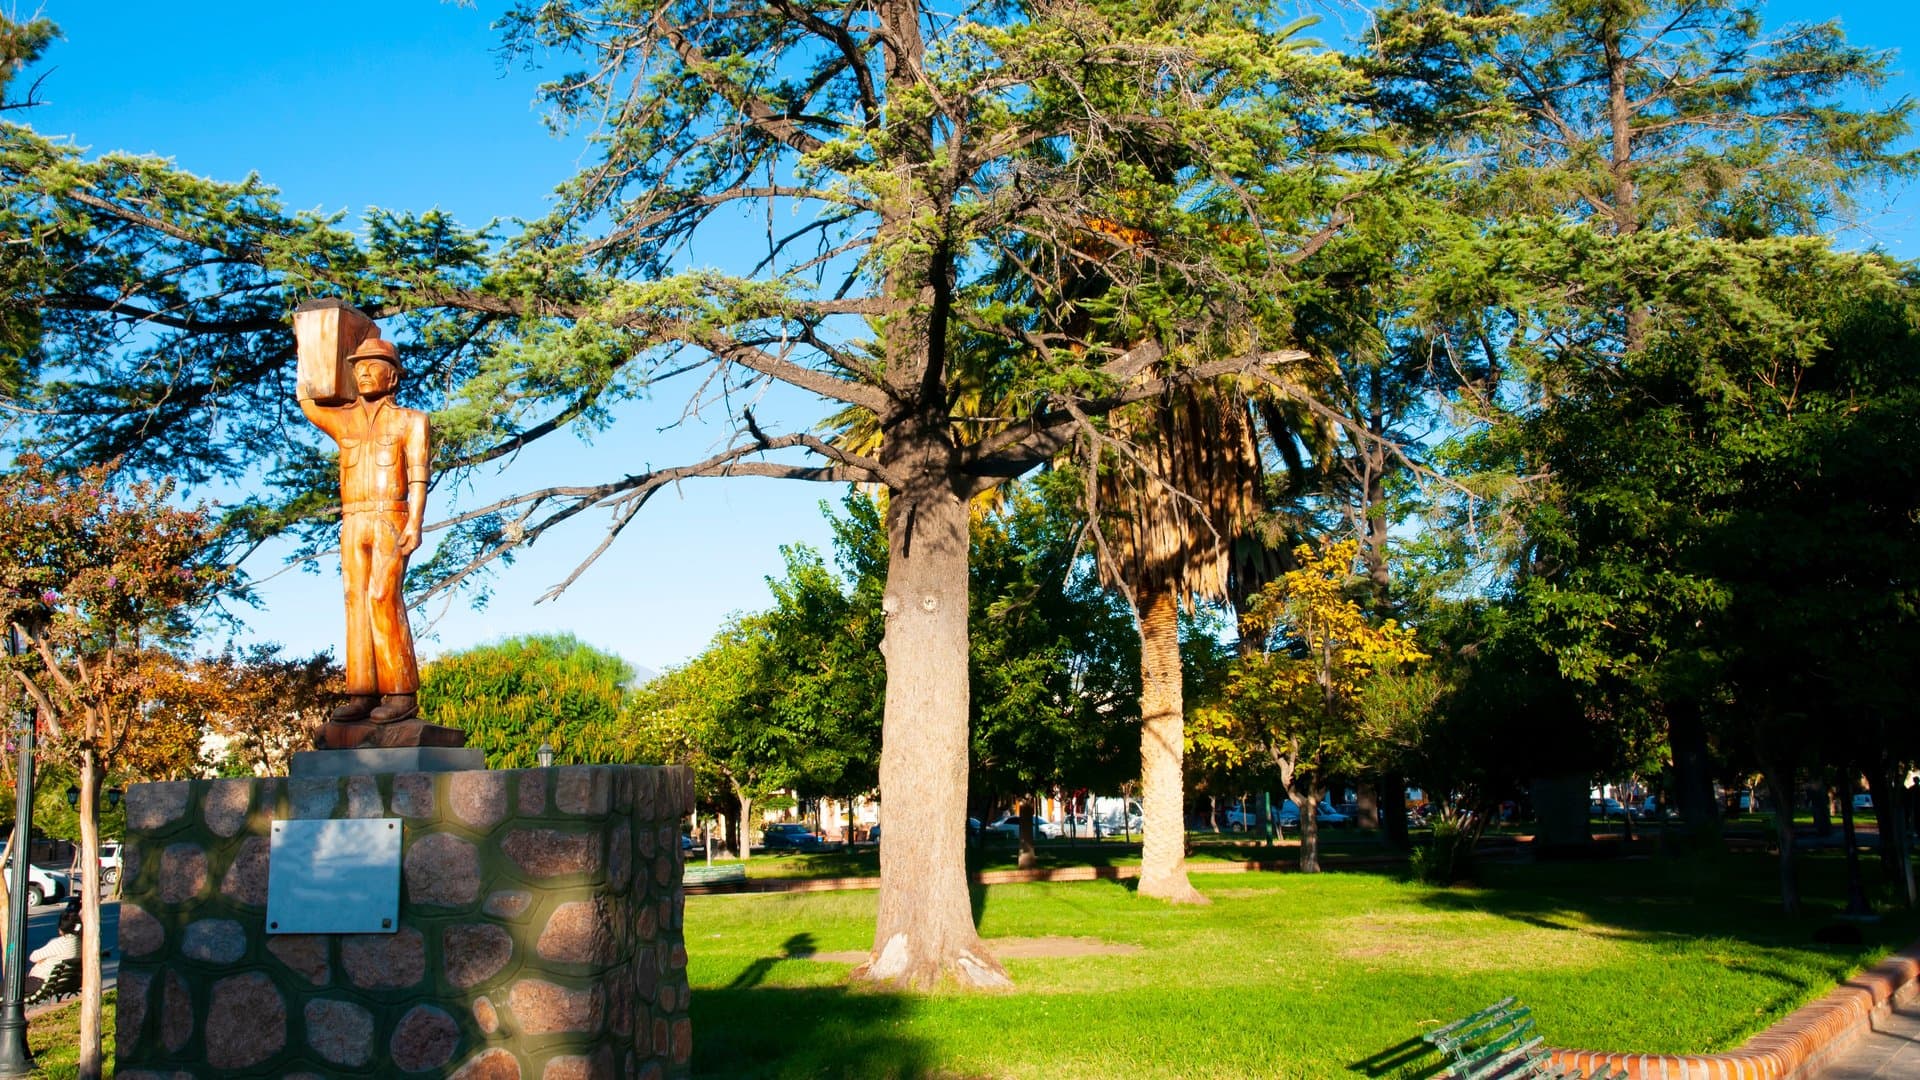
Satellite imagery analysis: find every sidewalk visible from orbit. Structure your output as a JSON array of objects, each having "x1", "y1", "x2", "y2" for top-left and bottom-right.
[{"x1": 1813, "y1": 999, "x2": 1920, "y2": 1079}]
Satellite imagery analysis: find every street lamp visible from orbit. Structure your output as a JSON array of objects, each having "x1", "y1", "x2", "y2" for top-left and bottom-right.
[
  {"x1": 0, "y1": 625, "x2": 37, "y2": 1075},
  {"x1": 536, "y1": 741, "x2": 554, "y2": 769},
  {"x1": 66, "y1": 784, "x2": 123, "y2": 809}
]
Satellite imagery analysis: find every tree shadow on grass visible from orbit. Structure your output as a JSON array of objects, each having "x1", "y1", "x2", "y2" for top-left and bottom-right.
[
  {"x1": 1405, "y1": 852, "x2": 1920, "y2": 959},
  {"x1": 692, "y1": 983, "x2": 948, "y2": 1078},
  {"x1": 728, "y1": 933, "x2": 820, "y2": 989}
]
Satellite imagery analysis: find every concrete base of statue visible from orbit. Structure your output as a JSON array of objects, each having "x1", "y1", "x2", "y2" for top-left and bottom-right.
[{"x1": 113, "y1": 764, "x2": 696, "y2": 1079}]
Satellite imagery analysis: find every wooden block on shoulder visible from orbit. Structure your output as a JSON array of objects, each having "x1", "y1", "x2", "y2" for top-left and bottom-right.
[{"x1": 293, "y1": 299, "x2": 377, "y2": 404}]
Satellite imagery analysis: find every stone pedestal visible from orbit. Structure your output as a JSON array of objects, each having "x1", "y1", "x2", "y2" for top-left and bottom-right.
[{"x1": 113, "y1": 765, "x2": 695, "y2": 1079}]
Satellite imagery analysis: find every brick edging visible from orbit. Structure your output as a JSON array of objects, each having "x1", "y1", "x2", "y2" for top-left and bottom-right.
[{"x1": 1548, "y1": 939, "x2": 1920, "y2": 1080}]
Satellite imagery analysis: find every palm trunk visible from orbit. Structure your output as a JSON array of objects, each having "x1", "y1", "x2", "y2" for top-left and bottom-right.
[
  {"x1": 1135, "y1": 585, "x2": 1205, "y2": 904},
  {"x1": 78, "y1": 749, "x2": 103, "y2": 1080},
  {"x1": 860, "y1": 471, "x2": 1009, "y2": 989}
]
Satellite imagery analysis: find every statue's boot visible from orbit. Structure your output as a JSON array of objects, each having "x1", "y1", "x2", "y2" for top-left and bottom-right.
[
  {"x1": 368, "y1": 693, "x2": 419, "y2": 724},
  {"x1": 330, "y1": 694, "x2": 380, "y2": 722}
]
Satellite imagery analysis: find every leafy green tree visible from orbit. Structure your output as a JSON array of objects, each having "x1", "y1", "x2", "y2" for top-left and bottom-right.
[
  {"x1": 1499, "y1": 239, "x2": 1920, "y2": 906},
  {"x1": 1370, "y1": 0, "x2": 1915, "y2": 241},
  {"x1": 758, "y1": 499, "x2": 887, "y2": 815},
  {"x1": 970, "y1": 477, "x2": 1141, "y2": 867},
  {"x1": 630, "y1": 618, "x2": 800, "y2": 859},
  {"x1": 418, "y1": 634, "x2": 637, "y2": 768}
]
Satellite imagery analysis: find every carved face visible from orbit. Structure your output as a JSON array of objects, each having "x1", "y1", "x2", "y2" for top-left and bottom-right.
[{"x1": 354, "y1": 358, "x2": 399, "y2": 399}]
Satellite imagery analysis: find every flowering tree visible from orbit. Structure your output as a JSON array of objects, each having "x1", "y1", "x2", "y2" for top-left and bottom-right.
[
  {"x1": 0, "y1": 455, "x2": 227, "y2": 1080},
  {"x1": 1195, "y1": 540, "x2": 1424, "y2": 871}
]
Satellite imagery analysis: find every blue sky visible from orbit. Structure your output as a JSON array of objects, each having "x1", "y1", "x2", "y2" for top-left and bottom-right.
[{"x1": 21, "y1": 0, "x2": 1920, "y2": 675}]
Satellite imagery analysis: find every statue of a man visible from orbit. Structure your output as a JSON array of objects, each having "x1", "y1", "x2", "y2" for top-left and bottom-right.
[{"x1": 299, "y1": 335, "x2": 430, "y2": 726}]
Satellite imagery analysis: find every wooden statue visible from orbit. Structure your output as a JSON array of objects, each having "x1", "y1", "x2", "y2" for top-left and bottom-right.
[{"x1": 292, "y1": 299, "x2": 463, "y2": 749}]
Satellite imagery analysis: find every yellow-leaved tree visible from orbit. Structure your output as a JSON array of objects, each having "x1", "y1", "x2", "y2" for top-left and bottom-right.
[{"x1": 1194, "y1": 540, "x2": 1424, "y2": 872}]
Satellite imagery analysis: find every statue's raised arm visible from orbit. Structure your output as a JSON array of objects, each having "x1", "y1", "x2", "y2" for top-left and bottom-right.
[{"x1": 291, "y1": 299, "x2": 460, "y2": 750}]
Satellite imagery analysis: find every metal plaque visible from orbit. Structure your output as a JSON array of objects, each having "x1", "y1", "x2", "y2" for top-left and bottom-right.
[{"x1": 265, "y1": 817, "x2": 402, "y2": 935}]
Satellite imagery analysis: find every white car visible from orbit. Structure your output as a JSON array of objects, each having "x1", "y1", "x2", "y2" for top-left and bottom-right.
[
  {"x1": 98, "y1": 840, "x2": 124, "y2": 884},
  {"x1": 985, "y1": 814, "x2": 1062, "y2": 840},
  {"x1": 1, "y1": 854, "x2": 70, "y2": 908}
]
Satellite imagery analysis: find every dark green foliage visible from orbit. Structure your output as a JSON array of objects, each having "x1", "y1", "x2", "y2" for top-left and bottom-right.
[
  {"x1": 969, "y1": 476, "x2": 1142, "y2": 807},
  {"x1": 418, "y1": 633, "x2": 637, "y2": 768},
  {"x1": 1409, "y1": 816, "x2": 1475, "y2": 885}
]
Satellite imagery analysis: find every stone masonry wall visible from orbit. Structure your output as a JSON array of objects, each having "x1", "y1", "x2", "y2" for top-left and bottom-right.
[{"x1": 113, "y1": 765, "x2": 694, "y2": 1079}]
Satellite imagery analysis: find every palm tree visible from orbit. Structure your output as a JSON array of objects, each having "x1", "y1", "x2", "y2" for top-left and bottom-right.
[{"x1": 1090, "y1": 377, "x2": 1327, "y2": 902}]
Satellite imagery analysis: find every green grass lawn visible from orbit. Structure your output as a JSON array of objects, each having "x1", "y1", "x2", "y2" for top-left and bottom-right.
[
  {"x1": 27, "y1": 849, "x2": 1911, "y2": 1078},
  {"x1": 24, "y1": 989, "x2": 114, "y2": 1078},
  {"x1": 687, "y1": 851, "x2": 1920, "y2": 1078}
]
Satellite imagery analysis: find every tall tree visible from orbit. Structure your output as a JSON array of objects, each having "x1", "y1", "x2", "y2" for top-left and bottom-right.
[
  {"x1": 1092, "y1": 387, "x2": 1268, "y2": 902},
  {"x1": 1196, "y1": 539, "x2": 1424, "y2": 871},
  {"x1": 630, "y1": 616, "x2": 802, "y2": 860},
  {"x1": 0, "y1": 455, "x2": 228, "y2": 1080},
  {"x1": 8, "y1": 1, "x2": 1363, "y2": 987}
]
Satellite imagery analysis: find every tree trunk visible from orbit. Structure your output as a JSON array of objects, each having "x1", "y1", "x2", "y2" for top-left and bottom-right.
[
  {"x1": 1764, "y1": 762, "x2": 1799, "y2": 916},
  {"x1": 1356, "y1": 781, "x2": 1379, "y2": 831},
  {"x1": 78, "y1": 749, "x2": 103, "y2": 1080},
  {"x1": 1017, "y1": 797, "x2": 1037, "y2": 870},
  {"x1": 735, "y1": 786, "x2": 754, "y2": 861},
  {"x1": 1380, "y1": 774, "x2": 1410, "y2": 851},
  {"x1": 859, "y1": 472, "x2": 1009, "y2": 989},
  {"x1": 1298, "y1": 788, "x2": 1321, "y2": 874},
  {"x1": 1867, "y1": 769, "x2": 1916, "y2": 906},
  {"x1": 1529, "y1": 774, "x2": 1592, "y2": 850},
  {"x1": 1840, "y1": 788, "x2": 1873, "y2": 917},
  {"x1": 1667, "y1": 704, "x2": 1721, "y2": 850},
  {"x1": 1134, "y1": 585, "x2": 1206, "y2": 904}
]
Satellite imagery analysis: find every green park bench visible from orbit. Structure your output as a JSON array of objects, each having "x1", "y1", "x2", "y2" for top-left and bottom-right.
[
  {"x1": 1423, "y1": 998, "x2": 1624, "y2": 1080},
  {"x1": 23, "y1": 957, "x2": 80, "y2": 1007},
  {"x1": 683, "y1": 864, "x2": 748, "y2": 888}
]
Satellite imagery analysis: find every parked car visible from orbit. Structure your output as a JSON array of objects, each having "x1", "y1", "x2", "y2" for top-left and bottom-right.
[
  {"x1": 1589, "y1": 798, "x2": 1627, "y2": 819},
  {"x1": 760, "y1": 823, "x2": 828, "y2": 852},
  {"x1": 97, "y1": 840, "x2": 123, "y2": 884},
  {"x1": 1060, "y1": 814, "x2": 1100, "y2": 837},
  {"x1": 0, "y1": 850, "x2": 70, "y2": 908},
  {"x1": 1274, "y1": 801, "x2": 1349, "y2": 828},
  {"x1": 985, "y1": 814, "x2": 1062, "y2": 840},
  {"x1": 869, "y1": 817, "x2": 981, "y2": 843},
  {"x1": 1224, "y1": 805, "x2": 1262, "y2": 831},
  {"x1": 1096, "y1": 810, "x2": 1143, "y2": 836}
]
